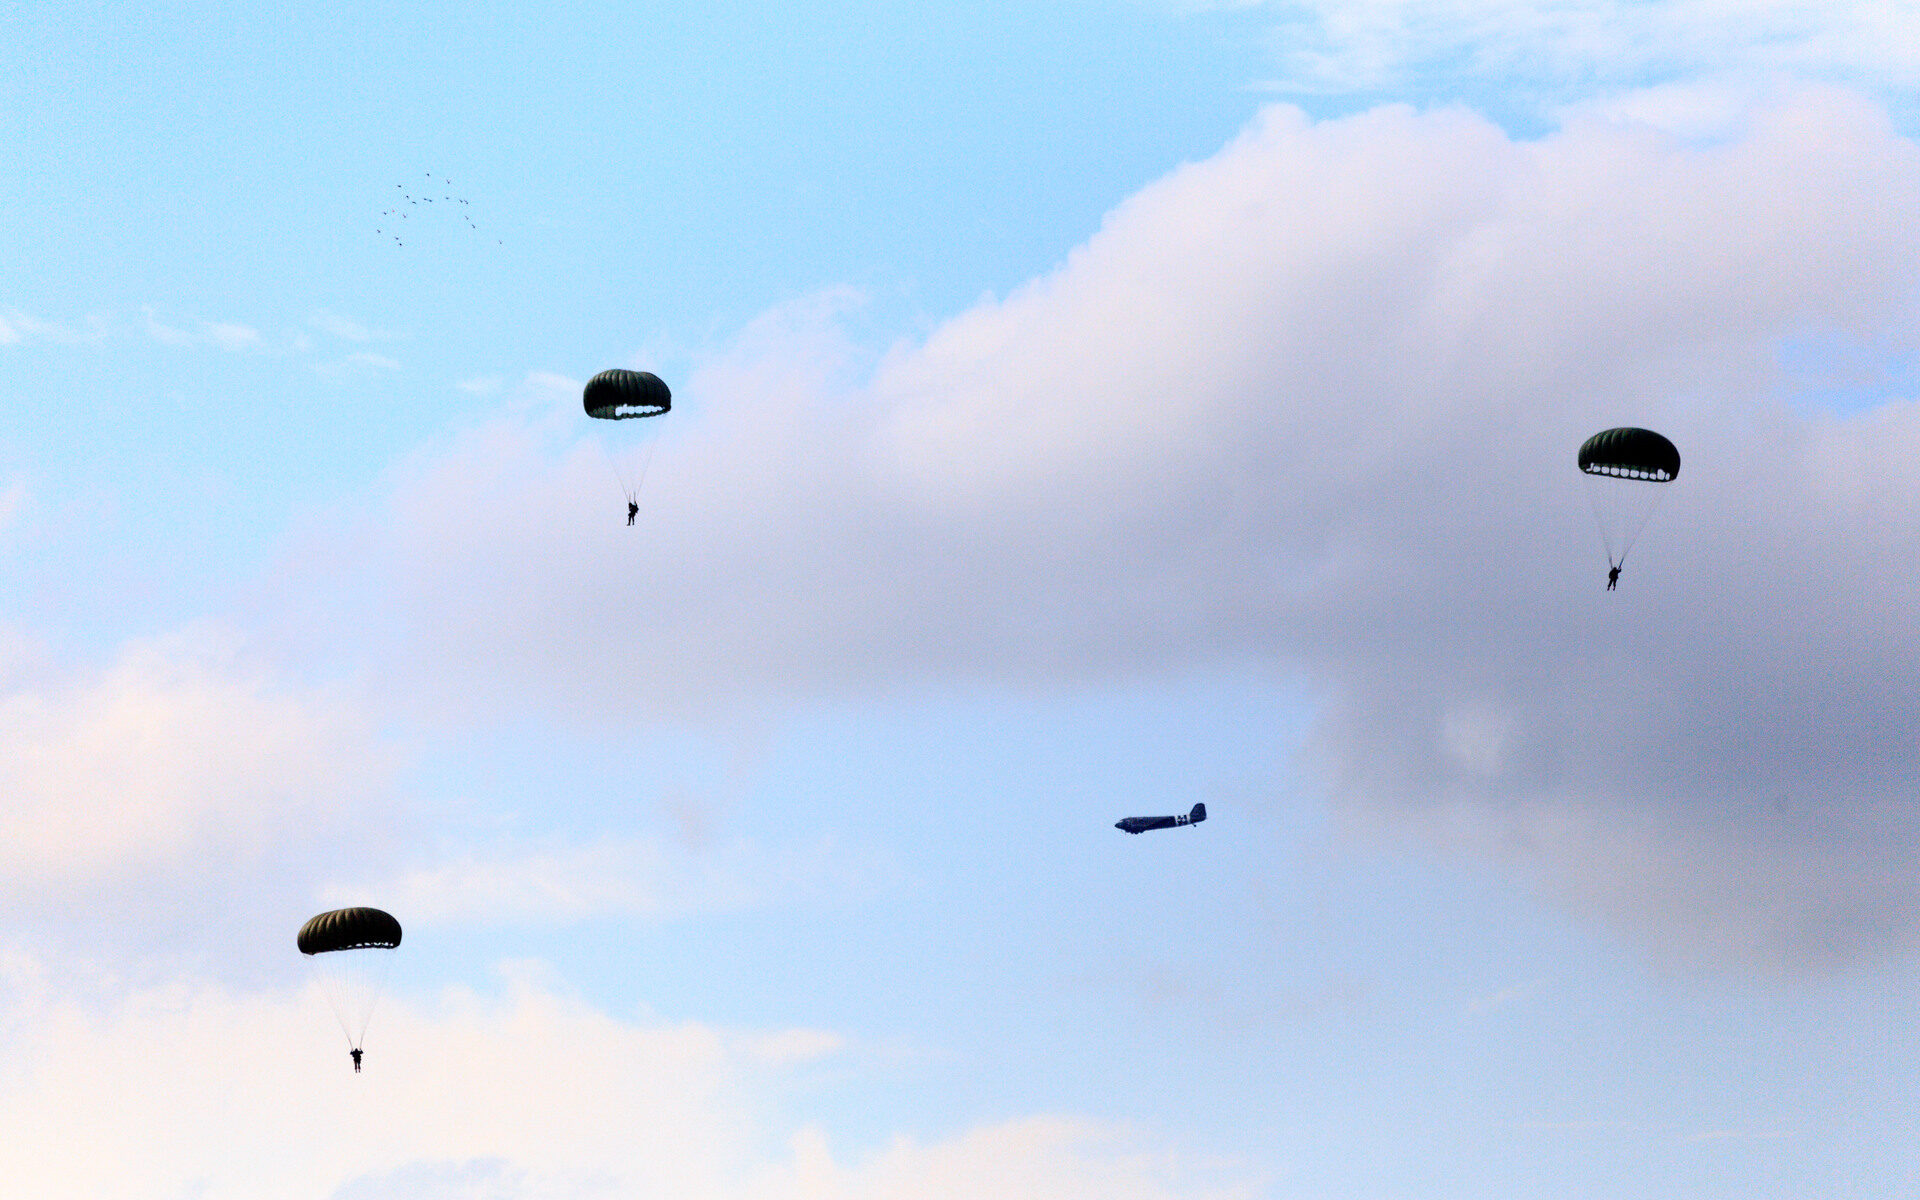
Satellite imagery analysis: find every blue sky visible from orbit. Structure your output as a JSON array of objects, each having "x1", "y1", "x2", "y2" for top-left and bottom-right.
[{"x1": 5, "y1": 2, "x2": 1920, "y2": 1197}]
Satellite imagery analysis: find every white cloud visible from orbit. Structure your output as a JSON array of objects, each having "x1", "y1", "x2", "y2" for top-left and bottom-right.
[
  {"x1": 1554, "y1": 78, "x2": 1784, "y2": 143},
  {"x1": 0, "y1": 626, "x2": 392, "y2": 890},
  {"x1": 0, "y1": 963, "x2": 1252, "y2": 1200},
  {"x1": 275, "y1": 88, "x2": 1920, "y2": 970},
  {"x1": 141, "y1": 306, "x2": 263, "y2": 351},
  {"x1": 1241, "y1": 0, "x2": 1920, "y2": 99},
  {"x1": 206, "y1": 320, "x2": 263, "y2": 351},
  {"x1": 141, "y1": 306, "x2": 198, "y2": 346},
  {"x1": 311, "y1": 309, "x2": 384, "y2": 342},
  {"x1": 0, "y1": 307, "x2": 104, "y2": 345},
  {"x1": 4, "y1": 305, "x2": 369, "y2": 357},
  {"x1": 740, "y1": 1120, "x2": 1260, "y2": 1200},
  {"x1": 313, "y1": 350, "x2": 407, "y2": 377},
  {"x1": 0, "y1": 479, "x2": 27, "y2": 535},
  {"x1": 323, "y1": 832, "x2": 893, "y2": 926}
]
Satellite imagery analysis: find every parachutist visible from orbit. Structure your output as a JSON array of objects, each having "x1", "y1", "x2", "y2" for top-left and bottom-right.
[
  {"x1": 301, "y1": 908, "x2": 400, "y2": 1077},
  {"x1": 627, "y1": 499, "x2": 639, "y2": 526},
  {"x1": 1607, "y1": 564, "x2": 1621, "y2": 591}
]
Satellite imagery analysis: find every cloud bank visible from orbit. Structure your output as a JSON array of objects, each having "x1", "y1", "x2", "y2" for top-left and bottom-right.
[{"x1": 0, "y1": 962, "x2": 1253, "y2": 1200}]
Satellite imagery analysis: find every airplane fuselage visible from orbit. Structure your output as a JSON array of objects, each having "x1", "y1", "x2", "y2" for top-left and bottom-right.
[{"x1": 1115, "y1": 803, "x2": 1206, "y2": 834}]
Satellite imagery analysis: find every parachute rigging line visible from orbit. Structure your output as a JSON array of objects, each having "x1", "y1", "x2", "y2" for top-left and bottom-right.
[
  {"x1": 599, "y1": 438, "x2": 657, "y2": 506},
  {"x1": 1588, "y1": 481, "x2": 1670, "y2": 569}
]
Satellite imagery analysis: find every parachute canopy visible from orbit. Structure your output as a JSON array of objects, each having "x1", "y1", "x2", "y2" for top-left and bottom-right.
[
  {"x1": 1578, "y1": 427, "x2": 1680, "y2": 482},
  {"x1": 584, "y1": 369, "x2": 671, "y2": 420},
  {"x1": 298, "y1": 908, "x2": 402, "y2": 955}
]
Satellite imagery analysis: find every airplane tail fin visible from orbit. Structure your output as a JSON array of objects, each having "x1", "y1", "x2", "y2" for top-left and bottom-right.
[{"x1": 1190, "y1": 803, "x2": 1206, "y2": 823}]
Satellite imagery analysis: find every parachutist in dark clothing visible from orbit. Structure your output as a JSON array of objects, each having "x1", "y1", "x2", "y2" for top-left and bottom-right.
[
  {"x1": 350, "y1": 1048, "x2": 363, "y2": 1072},
  {"x1": 1607, "y1": 565, "x2": 1621, "y2": 591},
  {"x1": 627, "y1": 499, "x2": 639, "y2": 526}
]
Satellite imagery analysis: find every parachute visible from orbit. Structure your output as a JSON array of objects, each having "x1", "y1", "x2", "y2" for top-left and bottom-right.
[
  {"x1": 1578, "y1": 427, "x2": 1679, "y2": 571},
  {"x1": 584, "y1": 369, "x2": 671, "y2": 515},
  {"x1": 298, "y1": 907, "x2": 402, "y2": 953},
  {"x1": 584, "y1": 369, "x2": 671, "y2": 420},
  {"x1": 300, "y1": 908, "x2": 401, "y2": 1060}
]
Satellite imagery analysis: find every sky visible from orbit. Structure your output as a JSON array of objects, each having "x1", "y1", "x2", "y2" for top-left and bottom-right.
[{"x1": 4, "y1": 1, "x2": 1920, "y2": 1196}]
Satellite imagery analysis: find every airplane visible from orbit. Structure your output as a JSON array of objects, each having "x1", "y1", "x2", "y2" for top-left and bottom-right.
[{"x1": 1115, "y1": 803, "x2": 1206, "y2": 834}]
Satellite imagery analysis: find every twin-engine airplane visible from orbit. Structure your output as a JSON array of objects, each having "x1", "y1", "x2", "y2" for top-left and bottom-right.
[{"x1": 1115, "y1": 803, "x2": 1206, "y2": 834}]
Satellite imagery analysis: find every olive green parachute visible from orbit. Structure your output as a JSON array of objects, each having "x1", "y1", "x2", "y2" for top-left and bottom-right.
[
  {"x1": 1578, "y1": 427, "x2": 1679, "y2": 571},
  {"x1": 299, "y1": 908, "x2": 401, "y2": 1057},
  {"x1": 298, "y1": 907, "x2": 402, "y2": 954},
  {"x1": 1578, "y1": 427, "x2": 1680, "y2": 482},
  {"x1": 584, "y1": 369, "x2": 671, "y2": 420}
]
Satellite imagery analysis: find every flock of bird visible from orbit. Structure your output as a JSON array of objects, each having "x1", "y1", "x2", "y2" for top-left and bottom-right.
[{"x1": 376, "y1": 173, "x2": 498, "y2": 245}]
